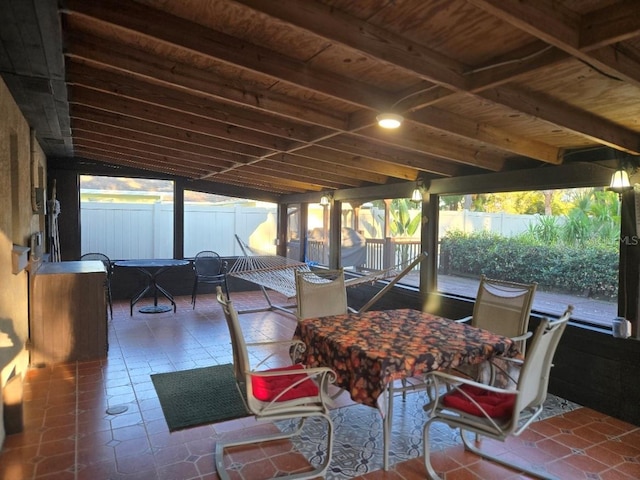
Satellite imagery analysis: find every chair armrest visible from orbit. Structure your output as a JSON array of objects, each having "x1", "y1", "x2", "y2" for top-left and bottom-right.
[
  {"x1": 455, "y1": 315, "x2": 472, "y2": 324},
  {"x1": 427, "y1": 370, "x2": 515, "y2": 395},
  {"x1": 246, "y1": 339, "x2": 303, "y2": 348},
  {"x1": 510, "y1": 331, "x2": 532, "y2": 343},
  {"x1": 250, "y1": 365, "x2": 334, "y2": 378}
]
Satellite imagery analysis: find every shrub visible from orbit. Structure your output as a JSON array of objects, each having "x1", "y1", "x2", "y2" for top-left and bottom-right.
[{"x1": 439, "y1": 231, "x2": 618, "y2": 299}]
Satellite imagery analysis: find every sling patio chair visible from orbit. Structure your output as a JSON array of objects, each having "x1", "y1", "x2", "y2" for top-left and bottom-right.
[
  {"x1": 422, "y1": 305, "x2": 573, "y2": 480},
  {"x1": 215, "y1": 286, "x2": 337, "y2": 480},
  {"x1": 294, "y1": 268, "x2": 348, "y2": 320},
  {"x1": 455, "y1": 275, "x2": 538, "y2": 384}
]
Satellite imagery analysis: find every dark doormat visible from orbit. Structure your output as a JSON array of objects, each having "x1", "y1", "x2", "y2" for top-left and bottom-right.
[{"x1": 151, "y1": 363, "x2": 250, "y2": 431}]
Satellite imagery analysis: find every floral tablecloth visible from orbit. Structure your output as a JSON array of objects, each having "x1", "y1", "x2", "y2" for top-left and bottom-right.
[{"x1": 294, "y1": 308, "x2": 520, "y2": 408}]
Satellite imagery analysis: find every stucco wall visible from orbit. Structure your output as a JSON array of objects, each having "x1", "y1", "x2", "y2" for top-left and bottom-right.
[{"x1": 0, "y1": 77, "x2": 47, "y2": 448}]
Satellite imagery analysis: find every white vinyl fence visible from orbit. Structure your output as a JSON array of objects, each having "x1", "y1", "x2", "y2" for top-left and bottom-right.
[
  {"x1": 81, "y1": 201, "x2": 541, "y2": 261},
  {"x1": 439, "y1": 210, "x2": 538, "y2": 238},
  {"x1": 81, "y1": 202, "x2": 277, "y2": 259}
]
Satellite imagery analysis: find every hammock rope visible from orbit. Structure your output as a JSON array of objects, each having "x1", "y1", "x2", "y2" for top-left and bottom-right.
[
  {"x1": 228, "y1": 235, "x2": 425, "y2": 304},
  {"x1": 228, "y1": 238, "x2": 312, "y2": 299}
]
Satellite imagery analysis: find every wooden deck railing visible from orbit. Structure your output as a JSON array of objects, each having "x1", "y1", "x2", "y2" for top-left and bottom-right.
[{"x1": 306, "y1": 238, "x2": 421, "y2": 270}]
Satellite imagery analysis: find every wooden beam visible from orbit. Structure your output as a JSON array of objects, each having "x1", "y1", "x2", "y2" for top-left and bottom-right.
[
  {"x1": 580, "y1": 2, "x2": 640, "y2": 50},
  {"x1": 468, "y1": 0, "x2": 640, "y2": 87},
  {"x1": 63, "y1": 0, "x2": 391, "y2": 108},
  {"x1": 70, "y1": 104, "x2": 272, "y2": 158},
  {"x1": 71, "y1": 119, "x2": 253, "y2": 165},
  {"x1": 72, "y1": 129, "x2": 234, "y2": 170},
  {"x1": 410, "y1": 106, "x2": 561, "y2": 164},
  {"x1": 480, "y1": 86, "x2": 640, "y2": 155},
  {"x1": 70, "y1": 85, "x2": 297, "y2": 152},
  {"x1": 232, "y1": 0, "x2": 468, "y2": 90},
  {"x1": 64, "y1": 31, "x2": 348, "y2": 130}
]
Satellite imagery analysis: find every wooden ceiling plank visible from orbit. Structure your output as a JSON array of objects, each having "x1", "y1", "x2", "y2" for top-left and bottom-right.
[
  {"x1": 69, "y1": 85, "x2": 296, "y2": 152},
  {"x1": 465, "y1": 41, "x2": 571, "y2": 92},
  {"x1": 410, "y1": 106, "x2": 561, "y2": 164},
  {"x1": 64, "y1": 31, "x2": 348, "y2": 130},
  {"x1": 232, "y1": 163, "x2": 348, "y2": 189},
  {"x1": 82, "y1": 156, "x2": 197, "y2": 178},
  {"x1": 480, "y1": 86, "x2": 640, "y2": 155},
  {"x1": 67, "y1": 50, "x2": 412, "y2": 180},
  {"x1": 319, "y1": 137, "x2": 483, "y2": 176},
  {"x1": 69, "y1": 79, "x2": 400, "y2": 183},
  {"x1": 75, "y1": 140, "x2": 217, "y2": 175},
  {"x1": 71, "y1": 119, "x2": 251, "y2": 166},
  {"x1": 233, "y1": 0, "x2": 468, "y2": 90},
  {"x1": 77, "y1": 147, "x2": 207, "y2": 177},
  {"x1": 300, "y1": 146, "x2": 421, "y2": 181},
  {"x1": 467, "y1": 0, "x2": 580, "y2": 49},
  {"x1": 73, "y1": 129, "x2": 233, "y2": 171},
  {"x1": 278, "y1": 152, "x2": 388, "y2": 184},
  {"x1": 77, "y1": 147, "x2": 302, "y2": 196},
  {"x1": 62, "y1": 0, "x2": 390, "y2": 108},
  {"x1": 580, "y1": 2, "x2": 640, "y2": 50},
  {"x1": 70, "y1": 104, "x2": 271, "y2": 158},
  {"x1": 63, "y1": 14, "x2": 568, "y2": 176},
  {"x1": 206, "y1": 168, "x2": 320, "y2": 192},
  {"x1": 67, "y1": 61, "x2": 327, "y2": 143},
  {"x1": 261, "y1": 156, "x2": 366, "y2": 188},
  {"x1": 201, "y1": 171, "x2": 301, "y2": 192},
  {"x1": 358, "y1": 129, "x2": 507, "y2": 171},
  {"x1": 469, "y1": 0, "x2": 640, "y2": 87}
]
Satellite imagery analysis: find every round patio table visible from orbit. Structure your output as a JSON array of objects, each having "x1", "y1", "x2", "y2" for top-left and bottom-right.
[{"x1": 115, "y1": 259, "x2": 190, "y2": 314}]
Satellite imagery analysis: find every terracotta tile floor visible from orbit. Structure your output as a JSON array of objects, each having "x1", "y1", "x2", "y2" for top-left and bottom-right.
[{"x1": 1, "y1": 291, "x2": 639, "y2": 480}]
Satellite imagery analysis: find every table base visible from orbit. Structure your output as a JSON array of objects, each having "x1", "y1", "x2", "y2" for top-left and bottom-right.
[{"x1": 139, "y1": 305, "x2": 172, "y2": 314}]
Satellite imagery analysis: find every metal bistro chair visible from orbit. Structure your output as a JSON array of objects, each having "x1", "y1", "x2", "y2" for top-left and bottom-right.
[
  {"x1": 80, "y1": 252, "x2": 113, "y2": 318},
  {"x1": 215, "y1": 286, "x2": 336, "y2": 480},
  {"x1": 191, "y1": 250, "x2": 229, "y2": 309},
  {"x1": 455, "y1": 275, "x2": 537, "y2": 384},
  {"x1": 295, "y1": 268, "x2": 348, "y2": 320},
  {"x1": 423, "y1": 305, "x2": 573, "y2": 480}
]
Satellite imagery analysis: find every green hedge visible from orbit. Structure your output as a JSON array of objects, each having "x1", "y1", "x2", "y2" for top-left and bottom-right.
[{"x1": 439, "y1": 231, "x2": 618, "y2": 299}]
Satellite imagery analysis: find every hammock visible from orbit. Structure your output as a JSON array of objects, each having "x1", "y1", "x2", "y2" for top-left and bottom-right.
[
  {"x1": 227, "y1": 236, "x2": 309, "y2": 313},
  {"x1": 228, "y1": 235, "x2": 427, "y2": 314}
]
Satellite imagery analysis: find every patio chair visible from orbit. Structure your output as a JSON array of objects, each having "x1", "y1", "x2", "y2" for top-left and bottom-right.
[
  {"x1": 295, "y1": 268, "x2": 348, "y2": 320},
  {"x1": 80, "y1": 252, "x2": 113, "y2": 318},
  {"x1": 422, "y1": 305, "x2": 573, "y2": 480},
  {"x1": 191, "y1": 250, "x2": 228, "y2": 308},
  {"x1": 215, "y1": 286, "x2": 336, "y2": 480},
  {"x1": 456, "y1": 275, "x2": 537, "y2": 383}
]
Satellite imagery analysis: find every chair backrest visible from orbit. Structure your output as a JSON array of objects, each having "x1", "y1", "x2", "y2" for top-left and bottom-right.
[
  {"x1": 513, "y1": 305, "x2": 573, "y2": 424},
  {"x1": 215, "y1": 286, "x2": 250, "y2": 400},
  {"x1": 80, "y1": 252, "x2": 112, "y2": 275},
  {"x1": 472, "y1": 275, "x2": 537, "y2": 352},
  {"x1": 194, "y1": 250, "x2": 225, "y2": 277},
  {"x1": 295, "y1": 269, "x2": 348, "y2": 320}
]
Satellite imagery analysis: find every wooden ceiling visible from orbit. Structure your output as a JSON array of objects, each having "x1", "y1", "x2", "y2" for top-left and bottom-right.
[{"x1": 3, "y1": 0, "x2": 640, "y2": 198}]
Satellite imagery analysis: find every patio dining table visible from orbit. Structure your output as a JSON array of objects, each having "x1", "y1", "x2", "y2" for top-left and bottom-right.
[
  {"x1": 115, "y1": 259, "x2": 190, "y2": 315},
  {"x1": 293, "y1": 308, "x2": 520, "y2": 470}
]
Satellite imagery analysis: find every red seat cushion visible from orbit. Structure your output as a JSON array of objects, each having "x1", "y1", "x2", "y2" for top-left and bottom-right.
[
  {"x1": 443, "y1": 384, "x2": 516, "y2": 418},
  {"x1": 251, "y1": 364, "x2": 319, "y2": 402}
]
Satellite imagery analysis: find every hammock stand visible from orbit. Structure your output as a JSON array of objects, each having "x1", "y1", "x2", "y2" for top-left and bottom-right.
[{"x1": 228, "y1": 235, "x2": 427, "y2": 315}]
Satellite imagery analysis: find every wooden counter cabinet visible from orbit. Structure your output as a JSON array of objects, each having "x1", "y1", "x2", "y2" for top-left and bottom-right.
[{"x1": 30, "y1": 261, "x2": 108, "y2": 365}]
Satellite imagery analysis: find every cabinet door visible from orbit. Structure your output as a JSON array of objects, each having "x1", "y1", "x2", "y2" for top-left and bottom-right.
[{"x1": 31, "y1": 269, "x2": 107, "y2": 365}]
